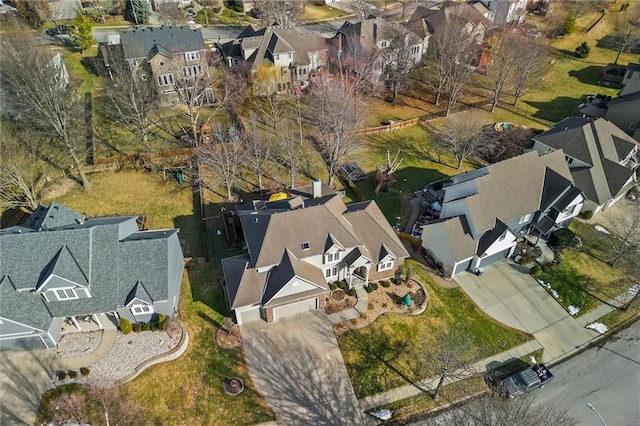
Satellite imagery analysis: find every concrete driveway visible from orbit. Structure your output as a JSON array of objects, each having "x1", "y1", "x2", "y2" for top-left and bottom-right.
[
  {"x1": 241, "y1": 311, "x2": 363, "y2": 425},
  {"x1": 0, "y1": 348, "x2": 58, "y2": 425},
  {"x1": 455, "y1": 261, "x2": 598, "y2": 362}
]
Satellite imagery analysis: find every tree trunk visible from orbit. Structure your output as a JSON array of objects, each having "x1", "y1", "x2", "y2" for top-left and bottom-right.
[
  {"x1": 491, "y1": 98, "x2": 498, "y2": 112},
  {"x1": 434, "y1": 90, "x2": 441, "y2": 106},
  {"x1": 66, "y1": 138, "x2": 91, "y2": 190},
  {"x1": 257, "y1": 173, "x2": 263, "y2": 190},
  {"x1": 614, "y1": 46, "x2": 623, "y2": 65},
  {"x1": 226, "y1": 183, "x2": 232, "y2": 200},
  {"x1": 433, "y1": 374, "x2": 446, "y2": 401},
  {"x1": 457, "y1": 157, "x2": 463, "y2": 169}
]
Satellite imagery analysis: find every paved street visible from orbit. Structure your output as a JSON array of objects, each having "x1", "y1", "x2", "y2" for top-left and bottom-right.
[
  {"x1": 455, "y1": 261, "x2": 598, "y2": 362},
  {"x1": 532, "y1": 320, "x2": 640, "y2": 425},
  {"x1": 241, "y1": 311, "x2": 363, "y2": 425}
]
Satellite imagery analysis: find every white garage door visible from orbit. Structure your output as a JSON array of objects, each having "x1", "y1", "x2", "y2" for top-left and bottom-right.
[
  {"x1": 273, "y1": 298, "x2": 318, "y2": 321},
  {"x1": 236, "y1": 306, "x2": 262, "y2": 325}
]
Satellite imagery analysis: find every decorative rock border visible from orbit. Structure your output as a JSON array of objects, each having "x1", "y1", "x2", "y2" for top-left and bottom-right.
[{"x1": 115, "y1": 319, "x2": 190, "y2": 386}]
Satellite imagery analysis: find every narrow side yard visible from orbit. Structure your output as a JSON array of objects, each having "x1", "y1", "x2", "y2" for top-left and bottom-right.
[{"x1": 338, "y1": 260, "x2": 533, "y2": 398}]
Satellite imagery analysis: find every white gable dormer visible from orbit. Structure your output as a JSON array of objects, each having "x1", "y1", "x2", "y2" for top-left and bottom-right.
[{"x1": 269, "y1": 277, "x2": 324, "y2": 300}]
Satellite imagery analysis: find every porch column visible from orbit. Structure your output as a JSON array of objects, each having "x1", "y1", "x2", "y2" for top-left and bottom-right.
[
  {"x1": 365, "y1": 264, "x2": 370, "y2": 285},
  {"x1": 93, "y1": 314, "x2": 103, "y2": 328},
  {"x1": 70, "y1": 316, "x2": 81, "y2": 330},
  {"x1": 348, "y1": 267, "x2": 353, "y2": 288}
]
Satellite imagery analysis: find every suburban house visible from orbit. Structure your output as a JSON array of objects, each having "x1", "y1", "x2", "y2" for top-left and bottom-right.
[
  {"x1": 221, "y1": 181, "x2": 410, "y2": 325},
  {"x1": 470, "y1": 0, "x2": 528, "y2": 25},
  {"x1": 98, "y1": 25, "x2": 210, "y2": 102},
  {"x1": 622, "y1": 63, "x2": 640, "y2": 87},
  {"x1": 604, "y1": 91, "x2": 640, "y2": 142},
  {"x1": 420, "y1": 150, "x2": 584, "y2": 278},
  {"x1": 0, "y1": 203, "x2": 184, "y2": 352},
  {"x1": 217, "y1": 24, "x2": 328, "y2": 94},
  {"x1": 406, "y1": 0, "x2": 493, "y2": 50},
  {"x1": 533, "y1": 117, "x2": 640, "y2": 214}
]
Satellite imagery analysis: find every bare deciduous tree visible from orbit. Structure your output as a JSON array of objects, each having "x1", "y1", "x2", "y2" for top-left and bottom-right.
[
  {"x1": 438, "y1": 395, "x2": 577, "y2": 426},
  {"x1": 612, "y1": 3, "x2": 640, "y2": 64},
  {"x1": 100, "y1": 49, "x2": 159, "y2": 161},
  {"x1": 436, "y1": 113, "x2": 487, "y2": 169},
  {"x1": 276, "y1": 116, "x2": 305, "y2": 189},
  {"x1": 397, "y1": 0, "x2": 418, "y2": 20},
  {"x1": 511, "y1": 37, "x2": 548, "y2": 106},
  {"x1": 384, "y1": 25, "x2": 419, "y2": 104},
  {"x1": 0, "y1": 127, "x2": 44, "y2": 212},
  {"x1": 242, "y1": 112, "x2": 271, "y2": 190},
  {"x1": 309, "y1": 72, "x2": 364, "y2": 186},
  {"x1": 485, "y1": 30, "x2": 520, "y2": 112},
  {"x1": 157, "y1": 2, "x2": 186, "y2": 26},
  {"x1": 253, "y1": 0, "x2": 299, "y2": 26},
  {"x1": 350, "y1": 0, "x2": 379, "y2": 21},
  {"x1": 600, "y1": 204, "x2": 640, "y2": 267},
  {"x1": 47, "y1": 385, "x2": 143, "y2": 426},
  {"x1": 197, "y1": 130, "x2": 245, "y2": 200},
  {"x1": 0, "y1": 27, "x2": 91, "y2": 189},
  {"x1": 420, "y1": 325, "x2": 477, "y2": 401}
]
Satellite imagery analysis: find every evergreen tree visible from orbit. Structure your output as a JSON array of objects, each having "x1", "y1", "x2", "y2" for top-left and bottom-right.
[
  {"x1": 574, "y1": 42, "x2": 590, "y2": 58},
  {"x1": 71, "y1": 10, "x2": 95, "y2": 56},
  {"x1": 124, "y1": 0, "x2": 151, "y2": 24},
  {"x1": 563, "y1": 9, "x2": 577, "y2": 34}
]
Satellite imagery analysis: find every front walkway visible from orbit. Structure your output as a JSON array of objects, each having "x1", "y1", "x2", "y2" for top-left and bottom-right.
[
  {"x1": 327, "y1": 287, "x2": 369, "y2": 324},
  {"x1": 241, "y1": 311, "x2": 363, "y2": 425}
]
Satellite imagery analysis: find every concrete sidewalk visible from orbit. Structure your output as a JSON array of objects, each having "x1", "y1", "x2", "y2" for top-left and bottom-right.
[
  {"x1": 359, "y1": 339, "x2": 543, "y2": 410},
  {"x1": 55, "y1": 328, "x2": 117, "y2": 370}
]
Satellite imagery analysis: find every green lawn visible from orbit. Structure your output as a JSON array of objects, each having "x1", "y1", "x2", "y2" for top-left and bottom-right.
[
  {"x1": 349, "y1": 126, "x2": 473, "y2": 225},
  {"x1": 298, "y1": 4, "x2": 349, "y2": 21},
  {"x1": 512, "y1": 8, "x2": 638, "y2": 124},
  {"x1": 338, "y1": 260, "x2": 533, "y2": 398},
  {"x1": 38, "y1": 170, "x2": 274, "y2": 424}
]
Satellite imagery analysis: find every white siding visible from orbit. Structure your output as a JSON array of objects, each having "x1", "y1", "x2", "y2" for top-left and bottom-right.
[
  {"x1": 482, "y1": 230, "x2": 517, "y2": 257},
  {"x1": 443, "y1": 180, "x2": 478, "y2": 202}
]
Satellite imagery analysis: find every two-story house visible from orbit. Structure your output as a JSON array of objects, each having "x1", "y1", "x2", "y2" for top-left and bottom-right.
[
  {"x1": 221, "y1": 180, "x2": 409, "y2": 325},
  {"x1": 217, "y1": 24, "x2": 328, "y2": 95},
  {"x1": 332, "y1": 16, "x2": 425, "y2": 84},
  {"x1": 533, "y1": 117, "x2": 640, "y2": 214},
  {"x1": 470, "y1": 0, "x2": 528, "y2": 25},
  {"x1": 99, "y1": 25, "x2": 210, "y2": 102},
  {"x1": 0, "y1": 202, "x2": 184, "y2": 352},
  {"x1": 420, "y1": 150, "x2": 584, "y2": 278},
  {"x1": 406, "y1": 1, "x2": 493, "y2": 51}
]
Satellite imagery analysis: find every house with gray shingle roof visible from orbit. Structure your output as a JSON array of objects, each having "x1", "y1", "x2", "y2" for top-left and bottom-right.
[
  {"x1": 217, "y1": 24, "x2": 328, "y2": 95},
  {"x1": 533, "y1": 117, "x2": 640, "y2": 215},
  {"x1": 99, "y1": 25, "x2": 210, "y2": 101},
  {"x1": 0, "y1": 202, "x2": 184, "y2": 352},
  {"x1": 221, "y1": 180, "x2": 409, "y2": 324},
  {"x1": 420, "y1": 150, "x2": 584, "y2": 278}
]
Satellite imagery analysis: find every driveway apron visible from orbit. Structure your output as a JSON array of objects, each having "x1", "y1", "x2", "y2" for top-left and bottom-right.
[
  {"x1": 241, "y1": 311, "x2": 363, "y2": 425},
  {"x1": 455, "y1": 261, "x2": 598, "y2": 362}
]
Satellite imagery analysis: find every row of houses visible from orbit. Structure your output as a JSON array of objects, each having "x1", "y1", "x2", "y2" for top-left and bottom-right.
[{"x1": 98, "y1": 1, "x2": 509, "y2": 100}]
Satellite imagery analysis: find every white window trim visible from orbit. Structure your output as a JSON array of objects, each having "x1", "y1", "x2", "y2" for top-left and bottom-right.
[
  {"x1": 519, "y1": 213, "x2": 532, "y2": 224},
  {"x1": 377, "y1": 260, "x2": 394, "y2": 272},
  {"x1": 55, "y1": 288, "x2": 79, "y2": 301},
  {"x1": 185, "y1": 51, "x2": 200, "y2": 61},
  {"x1": 131, "y1": 304, "x2": 153, "y2": 315}
]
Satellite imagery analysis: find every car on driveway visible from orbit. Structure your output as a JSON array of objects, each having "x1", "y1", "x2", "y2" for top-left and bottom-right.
[
  {"x1": 46, "y1": 25, "x2": 71, "y2": 36},
  {"x1": 486, "y1": 363, "x2": 554, "y2": 398}
]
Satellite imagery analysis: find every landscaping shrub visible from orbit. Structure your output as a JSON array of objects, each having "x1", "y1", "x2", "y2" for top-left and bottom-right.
[
  {"x1": 381, "y1": 280, "x2": 391, "y2": 288},
  {"x1": 405, "y1": 266, "x2": 412, "y2": 283},
  {"x1": 158, "y1": 314, "x2": 166, "y2": 329},
  {"x1": 80, "y1": 367, "x2": 90, "y2": 376},
  {"x1": 368, "y1": 303, "x2": 374, "y2": 310},
  {"x1": 56, "y1": 371, "x2": 67, "y2": 381},
  {"x1": 348, "y1": 288, "x2": 357, "y2": 297},
  {"x1": 581, "y1": 210, "x2": 594, "y2": 220},
  {"x1": 519, "y1": 254, "x2": 535, "y2": 264},
  {"x1": 365, "y1": 285, "x2": 374, "y2": 293},
  {"x1": 69, "y1": 370, "x2": 78, "y2": 379},
  {"x1": 338, "y1": 280, "x2": 348, "y2": 290},
  {"x1": 370, "y1": 282, "x2": 379, "y2": 291},
  {"x1": 329, "y1": 282, "x2": 338, "y2": 291},
  {"x1": 549, "y1": 228, "x2": 576, "y2": 247},
  {"x1": 132, "y1": 322, "x2": 142, "y2": 332},
  {"x1": 141, "y1": 322, "x2": 151, "y2": 331},
  {"x1": 542, "y1": 262, "x2": 554, "y2": 273},
  {"x1": 119, "y1": 318, "x2": 132, "y2": 334},
  {"x1": 563, "y1": 9, "x2": 576, "y2": 34},
  {"x1": 530, "y1": 265, "x2": 542, "y2": 277},
  {"x1": 575, "y1": 42, "x2": 590, "y2": 58}
]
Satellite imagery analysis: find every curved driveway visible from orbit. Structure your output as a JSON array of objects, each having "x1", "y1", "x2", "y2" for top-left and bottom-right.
[{"x1": 455, "y1": 261, "x2": 598, "y2": 362}]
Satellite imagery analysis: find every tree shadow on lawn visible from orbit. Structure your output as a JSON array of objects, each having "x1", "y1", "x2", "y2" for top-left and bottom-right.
[
  {"x1": 567, "y1": 66, "x2": 624, "y2": 89},
  {"x1": 524, "y1": 96, "x2": 584, "y2": 123}
]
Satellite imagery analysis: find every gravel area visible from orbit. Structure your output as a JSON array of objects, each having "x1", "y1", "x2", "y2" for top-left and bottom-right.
[
  {"x1": 50, "y1": 328, "x2": 181, "y2": 389},
  {"x1": 55, "y1": 331, "x2": 102, "y2": 358}
]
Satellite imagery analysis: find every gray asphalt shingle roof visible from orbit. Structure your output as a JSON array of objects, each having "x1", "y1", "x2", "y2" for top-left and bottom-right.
[
  {"x1": 120, "y1": 26, "x2": 205, "y2": 60},
  {"x1": 0, "y1": 204, "x2": 181, "y2": 330}
]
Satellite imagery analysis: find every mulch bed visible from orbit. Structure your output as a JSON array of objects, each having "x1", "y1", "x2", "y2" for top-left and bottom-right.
[
  {"x1": 333, "y1": 279, "x2": 428, "y2": 337},
  {"x1": 325, "y1": 289, "x2": 357, "y2": 314},
  {"x1": 215, "y1": 324, "x2": 242, "y2": 349}
]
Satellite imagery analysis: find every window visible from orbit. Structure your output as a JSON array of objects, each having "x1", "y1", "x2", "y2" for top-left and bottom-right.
[
  {"x1": 411, "y1": 46, "x2": 420, "y2": 54},
  {"x1": 325, "y1": 253, "x2": 334, "y2": 263},
  {"x1": 301, "y1": 241, "x2": 310, "y2": 250},
  {"x1": 182, "y1": 66, "x2": 202, "y2": 77},
  {"x1": 159, "y1": 60, "x2": 165, "y2": 67},
  {"x1": 325, "y1": 267, "x2": 338, "y2": 278},
  {"x1": 131, "y1": 305, "x2": 153, "y2": 315},
  {"x1": 55, "y1": 288, "x2": 78, "y2": 301},
  {"x1": 156, "y1": 74, "x2": 174, "y2": 86},
  {"x1": 498, "y1": 233, "x2": 507, "y2": 241},
  {"x1": 380, "y1": 40, "x2": 389, "y2": 48},
  {"x1": 378, "y1": 260, "x2": 394, "y2": 272},
  {"x1": 232, "y1": 58, "x2": 240, "y2": 66},
  {"x1": 334, "y1": 251, "x2": 340, "y2": 261},
  {"x1": 185, "y1": 51, "x2": 200, "y2": 61},
  {"x1": 140, "y1": 74, "x2": 147, "y2": 81},
  {"x1": 519, "y1": 213, "x2": 532, "y2": 224},
  {"x1": 566, "y1": 156, "x2": 574, "y2": 165}
]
